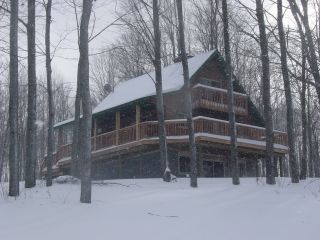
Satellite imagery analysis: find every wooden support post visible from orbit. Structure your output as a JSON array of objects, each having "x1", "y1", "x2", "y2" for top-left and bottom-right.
[
  {"x1": 116, "y1": 111, "x2": 120, "y2": 145},
  {"x1": 136, "y1": 104, "x2": 141, "y2": 140},
  {"x1": 56, "y1": 128, "x2": 64, "y2": 160},
  {"x1": 279, "y1": 155, "x2": 284, "y2": 177},
  {"x1": 118, "y1": 155, "x2": 122, "y2": 178},
  {"x1": 274, "y1": 155, "x2": 279, "y2": 177},
  {"x1": 197, "y1": 145, "x2": 203, "y2": 177}
]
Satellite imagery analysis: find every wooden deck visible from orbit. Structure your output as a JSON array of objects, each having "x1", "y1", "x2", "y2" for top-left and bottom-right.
[
  {"x1": 192, "y1": 84, "x2": 248, "y2": 115},
  {"x1": 53, "y1": 116, "x2": 288, "y2": 165}
]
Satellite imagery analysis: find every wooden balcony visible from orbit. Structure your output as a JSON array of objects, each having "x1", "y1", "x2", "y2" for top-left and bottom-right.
[
  {"x1": 54, "y1": 116, "x2": 288, "y2": 164},
  {"x1": 192, "y1": 84, "x2": 248, "y2": 116}
]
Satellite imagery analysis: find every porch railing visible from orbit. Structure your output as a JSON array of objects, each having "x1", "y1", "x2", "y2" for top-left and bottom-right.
[{"x1": 54, "y1": 116, "x2": 288, "y2": 163}]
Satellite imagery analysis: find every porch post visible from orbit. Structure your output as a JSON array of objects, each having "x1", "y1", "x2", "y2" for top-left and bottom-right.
[
  {"x1": 136, "y1": 104, "x2": 141, "y2": 140},
  {"x1": 116, "y1": 111, "x2": 120, "y2": 145},
  {"x1": 56, "y1": 128, "x2": 63, "y2": 160},
  {"x1": 197, "y1": 145, "x2": 203, "y2": 177},
  {"x1": 279, "y1": 155, "x2": 284, "y2": 177},
  {"x1": 274, "y1": 156, "x2": 279, "y2": 177}
]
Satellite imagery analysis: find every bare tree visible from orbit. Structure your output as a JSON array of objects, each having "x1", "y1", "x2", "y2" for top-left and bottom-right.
[
  {"x1": 222, "y1": 0, "x2": 239, "y2": 185},
  {"x1": 307, "y1": 83, "x2": 314, "y2": 177},
  {"x1": 255, "y1": 0, "x2": 275, "y2": 185},
  {"x1": 71, "y1": 78, "x2": 81, "y2": 178},
  {"x1": 8, "y1": 0, "x2": 19, "y2": 196},
  {"x1": 176, "y1": 0, "x2": 197, "y2": 188},
  {"x1": 288, "y1": 0, "x2": 320, "y2": 105},
  {"x1": 77, "y1": 0, "x2": 93, "y2": 203},
  {"x1": 299, "y1": 53, "x2": 307, "y2": 180},
  {"x1": 25, "y1": 0, "x2": 37, "y2": 188},
  {"x1": 71, "y1": 1, "x2": 82, "y2": 179},
  {"x1": 117, "y1": 0, "x2": 172, "y2": 180},
  {"x1": 90, "y1": 50, "x2": 118, "y2": 101},
  {"x1": 191, "y1": 0, "x2": 221, "y2": 51},
  {"x1": 162, "y1": 0, "x2": 178, "y2": 60},
  {"x1": 152, "y1": 0, "x2": 172, "y2": 181},
  {"x1": 277, "y1": 0, "x2": 299, "y2": 183},
  {"x1": 44, "y1": 0, "x2": 53, "y2": 187}
]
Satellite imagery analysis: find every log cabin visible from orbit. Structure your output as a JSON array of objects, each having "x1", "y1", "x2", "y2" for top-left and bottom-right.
[{"x1": 43, "y1": 50, "x2": 288, "y2": 179}]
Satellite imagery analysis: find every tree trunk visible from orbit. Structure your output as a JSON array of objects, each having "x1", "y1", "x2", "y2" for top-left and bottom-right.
[
  {"x1": 222, "y1": 0, "x2": 239, "y2": 185},
  {"x1": 300, "y1": 54, "x2": 307, "y2": 180},
  {"x1": 176, "y1": 0, "x2": 197, "y2": 188},
  {"x1": 45, "y1": 0, "x2": 53, "y2": 187},
  {"x1": 277, "y1": 0, "x2": 299, "y2": 183},
  {"x1": 71, "y1": 72, "x2": 81, "y2": 178},
  {"x1": 314, "y1": 133, "x2": 320, "y2": 177},
  {"x1": 78, "y1": 0, "x2": 93, "y2": 203},
  {"x1": 307, "y1": 84, "x2": 314, "y2": 177},
  {"x1": 300, "y1": 0, "x2": 320, "y2": 106},
  {"x1": 9, "y1": 0, "x2": 19, "y2": 196},
  {"x1": 25, "y1": 0, "x2": 37, "y2": 188},
  {"x1": 288, "y1": 0, "x2": 320, "y2": 106},
  {"x1": 153, "y1": 0, "x2": 171, "y2": 182},
  {"x1": 256, "y1": 0, "x2": 275, "y2": 185}
]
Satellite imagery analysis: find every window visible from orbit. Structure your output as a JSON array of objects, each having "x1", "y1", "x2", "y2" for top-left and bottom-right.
[{"x1": 179, "y1": 156, "x2": 191, "y2": 173}]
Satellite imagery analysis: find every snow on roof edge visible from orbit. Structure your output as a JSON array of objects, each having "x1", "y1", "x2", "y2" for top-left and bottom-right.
[{"x1": 54, "y1": 118, "x2": 74, "y2": 128}]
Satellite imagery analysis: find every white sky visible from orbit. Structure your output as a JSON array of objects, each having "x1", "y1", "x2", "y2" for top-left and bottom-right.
[
  {"x1": 47, "y1": 0, "x2": 121, "y2": 88},
  {"x1": 14, "y1": 0, "x2": 122, "y2": 90},
  {"x1": 1, "y1": 0, "x2": 316, "y2": 89}
]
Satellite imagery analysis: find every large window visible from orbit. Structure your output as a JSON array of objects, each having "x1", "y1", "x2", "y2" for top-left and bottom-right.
[{"x1": 179, "y1": 156, "x2": 191, "y2": 173}]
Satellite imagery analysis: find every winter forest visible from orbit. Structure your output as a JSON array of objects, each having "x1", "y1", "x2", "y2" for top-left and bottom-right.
[{"x1": 0, "y1": 0, "x2": 320, "y2": 239}]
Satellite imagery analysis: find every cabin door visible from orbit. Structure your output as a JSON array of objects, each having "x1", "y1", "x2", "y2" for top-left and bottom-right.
[
  {"x1": 203, "y1": 161, "x2": 214, "y2": 177},
  {"x1": 213, "y1": 162, "x2": 224, "y2": 178}
]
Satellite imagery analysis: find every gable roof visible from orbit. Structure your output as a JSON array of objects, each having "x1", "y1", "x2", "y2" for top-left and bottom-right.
[{"x1": 93, "y1": 49, "x2": 217, "y2": 115}]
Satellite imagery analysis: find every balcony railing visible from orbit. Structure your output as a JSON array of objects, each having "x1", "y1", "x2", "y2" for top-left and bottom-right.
[
  {"x1": 54, "y1": 116, "x2": 288, "y2": 163},
  {"x1": 192, "y1": 84, "x2": 248, "y2": 115}
]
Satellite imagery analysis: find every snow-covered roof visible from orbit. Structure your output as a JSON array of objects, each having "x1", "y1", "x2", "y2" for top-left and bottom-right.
[
  {"x1": 54, "y1": 50, "x2": 217, "y2": 128},
  {"x1": 93, "y1": 50, "x2": 217, "y2": 114},
  {"x1": 54, "y1": 118, "x2": 75, "y2": 128}
]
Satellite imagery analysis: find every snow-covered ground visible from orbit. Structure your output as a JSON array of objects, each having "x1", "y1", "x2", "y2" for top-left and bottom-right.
[{"x1": 1, "y1": 177, "x2": 319, "y2": 240}]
